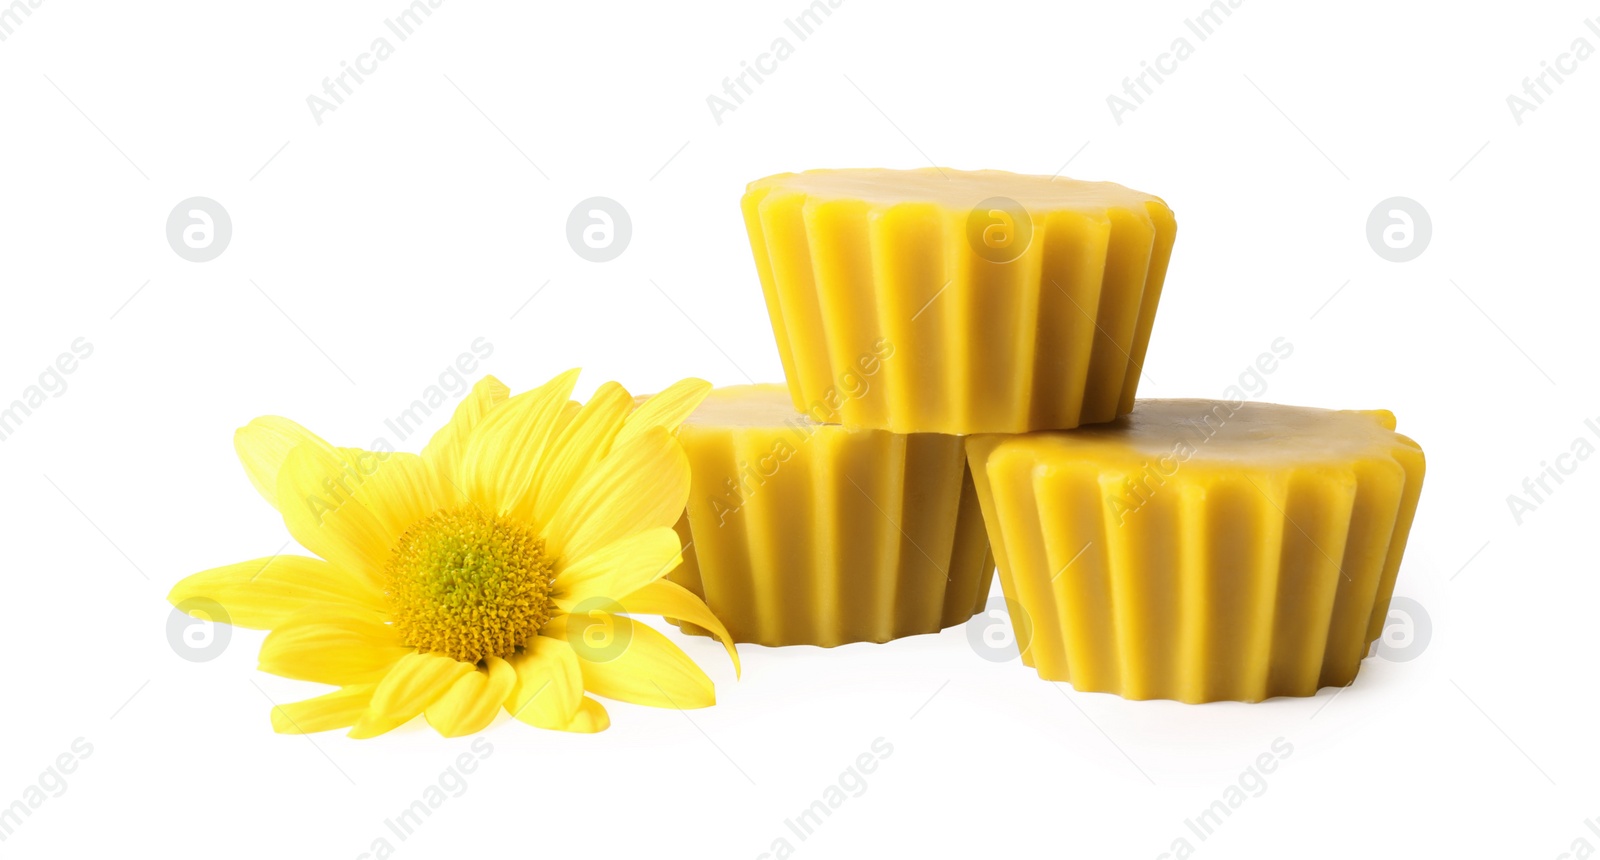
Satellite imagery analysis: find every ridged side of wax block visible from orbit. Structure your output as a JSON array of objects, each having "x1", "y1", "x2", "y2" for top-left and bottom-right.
[
  {"x1": 966, "y1": 432, "x2": 1425, "y2": 703},
  {"x1": 666, "y1": 510, "x2": 711, "y2": 636},
  {"x1": 1115, "y1": 204, "x2": 1179, "y2": 415},
  {"x1": 668, "y1": 425, "x2": 995, "y2": 647},
  {"x1": 742, "y1": 183, "x2": 1176, "y2": 434},
  {"x1": 1363, "y1": 423, "x2": 1426, "y2": 646}
]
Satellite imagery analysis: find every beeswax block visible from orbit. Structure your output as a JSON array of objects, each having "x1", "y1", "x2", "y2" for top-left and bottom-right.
[
  {"x1": 966, "y1": 400, "x2": 1425, "y2": 703},
  {"x1": 742, "y1": 168, "x2": 1177, "y2": 434},
  {"x1": 666, "y1": 384, "x2": 995, "y2": 647}
]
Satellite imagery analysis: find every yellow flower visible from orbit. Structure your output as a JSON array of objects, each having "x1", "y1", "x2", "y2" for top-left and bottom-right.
[{"x1": 169, "y1": 370, "x2": 738, "y2": 737}]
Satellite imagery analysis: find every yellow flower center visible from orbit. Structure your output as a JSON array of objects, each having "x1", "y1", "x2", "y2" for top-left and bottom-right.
[{"x1": 383, "y1": 507, "x2": 554, "y2": 663}]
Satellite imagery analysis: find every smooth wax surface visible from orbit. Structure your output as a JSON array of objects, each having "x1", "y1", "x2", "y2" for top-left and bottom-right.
[
  {"x1": 754, "y1": 168, "x2": 1170, "y2": 211},
  {"x1": 667, "y1": 384, "x2": 995, "y2": 647},
  {"x1": 966, "y1": 400, "x2": 1426, "y2": 703},
  {"x1": 742, "y1": 167, "x2": 1177, "y2": 434}
]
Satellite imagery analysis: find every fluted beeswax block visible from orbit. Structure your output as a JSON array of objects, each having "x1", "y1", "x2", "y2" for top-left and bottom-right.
[
  {"x1": 966, "y1": 400, "x2": 1425, "y2": 703},
  {"x1": 742, "y1": 168, "x2": 1177, "y2": 435},
  {"x1": 666, "y1": 384, "x2": 995, "y2": 647}
]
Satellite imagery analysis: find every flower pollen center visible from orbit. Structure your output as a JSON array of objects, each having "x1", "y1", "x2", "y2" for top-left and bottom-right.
[{"x1": 383, "y1": 507, "x2": 554, "y2": 663}]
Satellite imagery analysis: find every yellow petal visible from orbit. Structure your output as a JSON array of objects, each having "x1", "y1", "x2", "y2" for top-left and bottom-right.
[
  {"x1": 424, "y1": 656, "x2": 517, "y2": 738},
  {"x1": 503, "y1": 634, "x2": 592, "y2": 732},
  {"x1": 564, "y1": 696, "x2": 611, "y2": 733},
  {"x1": 235, "y1": 416, "x2": 338, "y2": 508},
  {"x1": 516, "y1": 381, "x2": 634, "y2": 524},
  {"x1": 544, "y1": 426, "x2": 690, "y2": 563},
  {"x1": 258, "y1": 608, "x2": 410, "y2": 686},
  {"x1": 274, "y1": 444, "x2": 393, "y2": 586},
  {"x1": 619, "y1": 579, "x2": 740, "y2": 677},
  {"x1": 349, "y1": 651, "x2": 475, "y2": 739},
  {"x1": 566, "y1": 615, "x2": 715, "y2": 710},
  {"x1": 346, "y1": 451, "x2": 447, "y2": 540},
  {"x1": 270, "y1": 684, "x2": 376, "y2": 734},
  {"x1": 552, "y1": 527, "x2": 681, "y2": 608},
  {"x1": 422, "y1": 376, "x2": 511, "y2": 487},
  {"x1": 551, "y1": 399, "x2": 582, "y2": 438},
  {"x1": 460, "y1": 369, "x2": 581, "y2": 514},
  {"x1": 619, "y1": 378, "x2": 712, "y2": 445},
  {"x1": 168, "y1": 555, "x2": 384, "y2": 630}
]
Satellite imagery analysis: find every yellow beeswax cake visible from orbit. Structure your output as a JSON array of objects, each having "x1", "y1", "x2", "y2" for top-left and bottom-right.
[
  {"x1": 742, "y1": 168, "x2": 1177, "y2": 435},
  {"x1": 662, "y1": 384, "x2": 995, "y2": 647},
  {"x1": 965, "y1": 400, "x2": 1425, "y2": 703}
]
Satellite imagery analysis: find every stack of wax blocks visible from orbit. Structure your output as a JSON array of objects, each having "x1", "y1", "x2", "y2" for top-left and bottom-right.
[{"x1": 659, "y1": 168, "x2": 1423, "y2": 703}]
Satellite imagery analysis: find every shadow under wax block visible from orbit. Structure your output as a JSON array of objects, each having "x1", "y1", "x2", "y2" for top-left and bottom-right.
[
  {"x1": 965, "y1": 399, "x2": 1425, "y2": 703},
  {"x1": 742, "y1": 167, "x2": 1177, "y2": 435},
  {"x1": 667, "y1": 384, "x2": 995, "y2": 647}
]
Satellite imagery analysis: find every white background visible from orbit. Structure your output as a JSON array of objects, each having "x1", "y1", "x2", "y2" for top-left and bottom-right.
[{"x1": 1, "y1": 0, "x2": 1595, "y2": 857}]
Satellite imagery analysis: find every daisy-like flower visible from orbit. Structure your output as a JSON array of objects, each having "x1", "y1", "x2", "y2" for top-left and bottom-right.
[{"x1": 169, "y1": 370, "x2": 738, "y2": 737}]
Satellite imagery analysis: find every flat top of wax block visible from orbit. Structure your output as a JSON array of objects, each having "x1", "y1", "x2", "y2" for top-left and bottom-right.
[
  {"x1": 981, "y1": 400, "x2": 1420, "y2": 466},
  {"x1": 683, "y1": 384, "x2": 821, "y2": 430},
  {"x1": 746, "y1": 167, "x2": 1168, "y2": 213}
]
